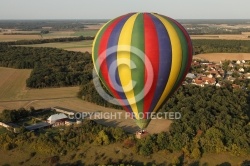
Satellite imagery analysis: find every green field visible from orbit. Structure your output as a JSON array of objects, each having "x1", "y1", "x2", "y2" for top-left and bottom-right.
[
  {"x1": 71, "y1": 30, "x2": 98, "y2": 37},
  {"x1": 18, "y1": 40, "x2": 93, "y2": 52}
]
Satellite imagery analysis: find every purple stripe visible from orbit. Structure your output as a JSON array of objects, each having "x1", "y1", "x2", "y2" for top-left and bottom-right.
[
  {"x1": 148, "y1": 14, "x2": 172, "y2": 113},
  {"x1": 106, "y1": 14, "x2": 133, "y2": 112}
]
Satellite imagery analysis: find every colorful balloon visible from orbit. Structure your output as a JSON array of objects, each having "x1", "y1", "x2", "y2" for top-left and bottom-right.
[{"x1": 92, "y1": 12, "x2": 193, "y2": 129}]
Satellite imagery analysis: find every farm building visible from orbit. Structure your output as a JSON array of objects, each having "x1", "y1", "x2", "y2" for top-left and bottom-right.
[
  {"x1": 51, "y1": 106, "x2": 75, "y2": 116},
  {"x1": 47, "y1": 113, "x2": 68, "y2": 127},
  {"x1": 25, "y1": 122, "x2": 51, "y2": 131},
  {"x1": 0, "y1": 122, "x2": 20, "y2": 133}
]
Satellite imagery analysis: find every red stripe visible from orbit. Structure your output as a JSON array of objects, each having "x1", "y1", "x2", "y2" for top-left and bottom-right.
[
  {"x1": 143, "y1": 13, "x2": 160, "y2": 117},
  {"x1": 98, "y1": 15, "x2": 131, "y2": 113}
]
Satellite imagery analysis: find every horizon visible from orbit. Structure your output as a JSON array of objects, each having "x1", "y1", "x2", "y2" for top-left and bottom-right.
[{"x1": 1, "y1": 0, "x2": 250, "y2": 20}]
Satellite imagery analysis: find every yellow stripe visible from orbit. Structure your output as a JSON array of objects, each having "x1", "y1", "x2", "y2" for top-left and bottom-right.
[
  {"x1": 152, "y1": 14, "x2": 183, "y2": 113},
  {"x1": 117, "y1": 13, "x2": 140, "y2": 119}
]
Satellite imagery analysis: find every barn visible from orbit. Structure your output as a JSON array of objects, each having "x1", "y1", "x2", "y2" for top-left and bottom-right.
[{"x1": 47, "y1": 113, "x2": 68, "y2": 127}]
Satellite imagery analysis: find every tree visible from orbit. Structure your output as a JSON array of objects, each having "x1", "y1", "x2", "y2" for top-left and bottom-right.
[{"x1": 191, "y1": 147, "x2": 201, "y2": 159}]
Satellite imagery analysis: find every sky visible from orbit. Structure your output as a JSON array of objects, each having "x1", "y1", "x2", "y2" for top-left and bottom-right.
[{"x1": 0, "y1": 0, "x2": 250, "y2": 20}]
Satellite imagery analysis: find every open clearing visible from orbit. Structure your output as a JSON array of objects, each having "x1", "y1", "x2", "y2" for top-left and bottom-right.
[
  {"x1": 0, "y1": 67, "x2": 170, "y2": 134},
  {"x1": 0, "y1": 67, "x2": 32, "y2": 101},
  {"x1": 18, "y1": 40, "x2": 93, "y2": 53},
  {"x1": 0, "y1": 34, "x2": 42, "y2": 41},
  {"x1": 191, "y1": 34, "x2": 250, "y2": 40},
  {"x1": 194, "y1": 53, "x2": 250, "y2": 62},
  {"x1": 0, "y1": 30, "x2": 96, "y2": 42}
]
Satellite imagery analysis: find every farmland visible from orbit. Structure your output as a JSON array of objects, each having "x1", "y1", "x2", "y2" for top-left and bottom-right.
[
  {"x1": 194, "y1": 53, "x2": 250, "y2": 62},
  {"x1": 0, "y1": 67, "x2": 32, "y2": 101},
  {"x1": 191, "y1": 34, "x2": 250, "y2": 40},
  {"x1": 0, "y1": 67, "x2": 171, "y2": 134},
  {"x1": 18, "y1": 40, "x2": 93, "y2": 52}
]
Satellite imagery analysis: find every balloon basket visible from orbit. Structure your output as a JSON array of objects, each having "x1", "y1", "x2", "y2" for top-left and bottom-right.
[{"x1": 135, "y1": 130, "x2": 149, "y2": 139}]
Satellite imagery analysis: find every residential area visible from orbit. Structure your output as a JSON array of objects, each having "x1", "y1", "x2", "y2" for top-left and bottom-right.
[{"x1": 185, "y1": 58, "x2": 250, "y2": 89}]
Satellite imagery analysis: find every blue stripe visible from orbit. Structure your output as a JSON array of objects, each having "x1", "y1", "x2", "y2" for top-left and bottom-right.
[
  {"x1": 106, "y1": 14, "x2": 133, "y2": 113},
  {"x1": 148, "y1": 14, "x2": 172, "y2": 113}
]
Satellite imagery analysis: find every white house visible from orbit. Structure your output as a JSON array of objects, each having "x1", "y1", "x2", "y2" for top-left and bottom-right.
[
  {"x1": 239, "y1": 68, "x2": 245, "y2": 72},
  {"x1": 47, "y1": 113, "x2": 68, "y2": 126}
]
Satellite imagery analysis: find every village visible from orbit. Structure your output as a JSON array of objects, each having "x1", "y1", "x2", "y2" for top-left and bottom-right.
[{"x1": 185, "y1": 58, "x2": 250, "y2": 89}]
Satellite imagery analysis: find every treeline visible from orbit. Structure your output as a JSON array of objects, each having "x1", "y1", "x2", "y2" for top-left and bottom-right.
[
  {"x1": 192, "y1": 39, "x2": 250, "y2": 54},
  {"x1": 0, "y1": 20, "x2": 107, "y2": 31},
  {"x1": 0, "y1": 36, "x2": 94, "y2": 46},
  {"x1": 0, "y1": 119, "x2": 127, "y2": 154},
  {"x1": 0, "y1": 85, "x2": 249, "y2": 161},
  {"x1": 79, "y1": 84, "x2": 250, "y2": 158},
  {"x1": 0, "y1": 46, "x2": 93, "y2": 88},
  {"x1": 0, "y1": 107, "x2": 52, "y2": 123},
  {"x1": 1, "y1": 39, "x2": 250, "y2": 89}
]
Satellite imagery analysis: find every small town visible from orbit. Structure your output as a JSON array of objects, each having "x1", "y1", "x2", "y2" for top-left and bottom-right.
[{"x1": 185, "y1": 58, "x2": 250, "y2": 89}]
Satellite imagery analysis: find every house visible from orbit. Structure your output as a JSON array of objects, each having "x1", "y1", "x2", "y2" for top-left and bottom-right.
[
  {"x1": 215, "y1": 83, "x2": 221, "y2": 87},
  {"x1": 232, "y1": 84, "x2": 240, "y2": 89},
  {"x1": 207, "y1": 73, "x2": 213, "y2": 78},
  {"x1": 186, "y1": 73, "x2": 196, "y2": 79},
  {"x1": 192, "y1": 76, "x2": 216, "y2": 87},
  {"x1": 47, "y1": 113, "x2": 68, "y2": 127},
  {"x1": 239, "y1": 68, "x2": 244, "y2": 72}
]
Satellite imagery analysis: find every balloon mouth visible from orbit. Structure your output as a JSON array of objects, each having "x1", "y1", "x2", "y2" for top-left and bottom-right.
[{"x1": 134, "y1": 119, "x2": 151, "y2": 129}]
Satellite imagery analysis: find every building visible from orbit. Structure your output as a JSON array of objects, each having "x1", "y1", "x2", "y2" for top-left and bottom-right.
[
  {"x1": 47, "y1": 113, "x2": 68, "y2": 127},
  {"x1": 0, "y1": 122, "x2": 20, "y2": 133},
  {"x1": 25, "y1": 122, "x2": 51, "y2": 131},
  {"x1": 51, "y1": 106, "x2": 75, "y2": 116}
]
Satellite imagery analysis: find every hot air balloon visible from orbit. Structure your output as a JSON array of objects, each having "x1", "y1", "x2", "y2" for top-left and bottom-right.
[{"x1": 92, "y1": 12, "x2": 193, "y2": 130}]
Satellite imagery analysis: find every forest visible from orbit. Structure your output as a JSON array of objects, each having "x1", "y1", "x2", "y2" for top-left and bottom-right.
[
  {"x1": 0, "y1": 85, "x2": 249, "y2": 165},
  {"x1": 1, "y1": 39, "x2": 250, "y2": 89},
  {"x1": 192, "y1": 39, "x2": 250, "y2": 54},
  {"x1": 0, "y1": 38, "x2": 250, "y2": 164},
  {"x1": 0, "y1": 45, "x2": 93, "y2": 88},
  {"x1": 0, "y1": 36, "x2": 94, "y2": 46}
]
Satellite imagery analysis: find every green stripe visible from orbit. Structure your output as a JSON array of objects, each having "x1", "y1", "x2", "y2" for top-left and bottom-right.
[
  {"x1": 130, "y1": 13, "x2": 145, "y2": 116},
  {"x1": 92, "y1": 19, "x2": 115, "y2": 93}
]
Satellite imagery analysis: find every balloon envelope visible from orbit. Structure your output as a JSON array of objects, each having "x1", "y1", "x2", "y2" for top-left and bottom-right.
[{"x1": 92, "y1": 12, "x2": 193, "y2": 129}]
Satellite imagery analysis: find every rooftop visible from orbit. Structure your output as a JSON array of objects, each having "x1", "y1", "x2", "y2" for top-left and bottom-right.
[{"x1": 25, "y1": 122, "x2": 51, "y2": 131}]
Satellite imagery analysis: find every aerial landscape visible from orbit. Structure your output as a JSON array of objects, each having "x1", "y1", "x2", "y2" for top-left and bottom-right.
[{"x1": 0, "y1": 1, "x2": 250, "y2": 166}]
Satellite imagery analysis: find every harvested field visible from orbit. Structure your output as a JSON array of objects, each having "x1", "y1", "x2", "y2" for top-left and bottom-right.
[
  {"x1": 0, "y1": 67, "x2": 32, "y2": 101},
  {"x1": 191, "y1": 34, "x2": 250, "y2": 40},
  {"x1": 194, "y1": 53, "x2": 250, "y2": 62},
  {"x1": 0, "y1": 34, "x2": 41, "y2": 41},
  {"x1": 0, "y1": 67, "x2": 170, "y2": 134}
]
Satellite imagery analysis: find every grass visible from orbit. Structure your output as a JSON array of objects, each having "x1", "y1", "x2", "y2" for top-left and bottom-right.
[
  {"x1": 0, "y1": 127, "x2": 7, "y2": 134},
  {"x1": 42, "y1": 31, "x2": 75, "y2": 38},
  {"x1": 72, "y1": 30, "x2": 98, "y2": 37},
  {"x1": 18, "y1": 40, "x2": 93, "y2": 52},
  {"x1": 0, "y1": 143, "x2": 249, "y2": 165}
]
